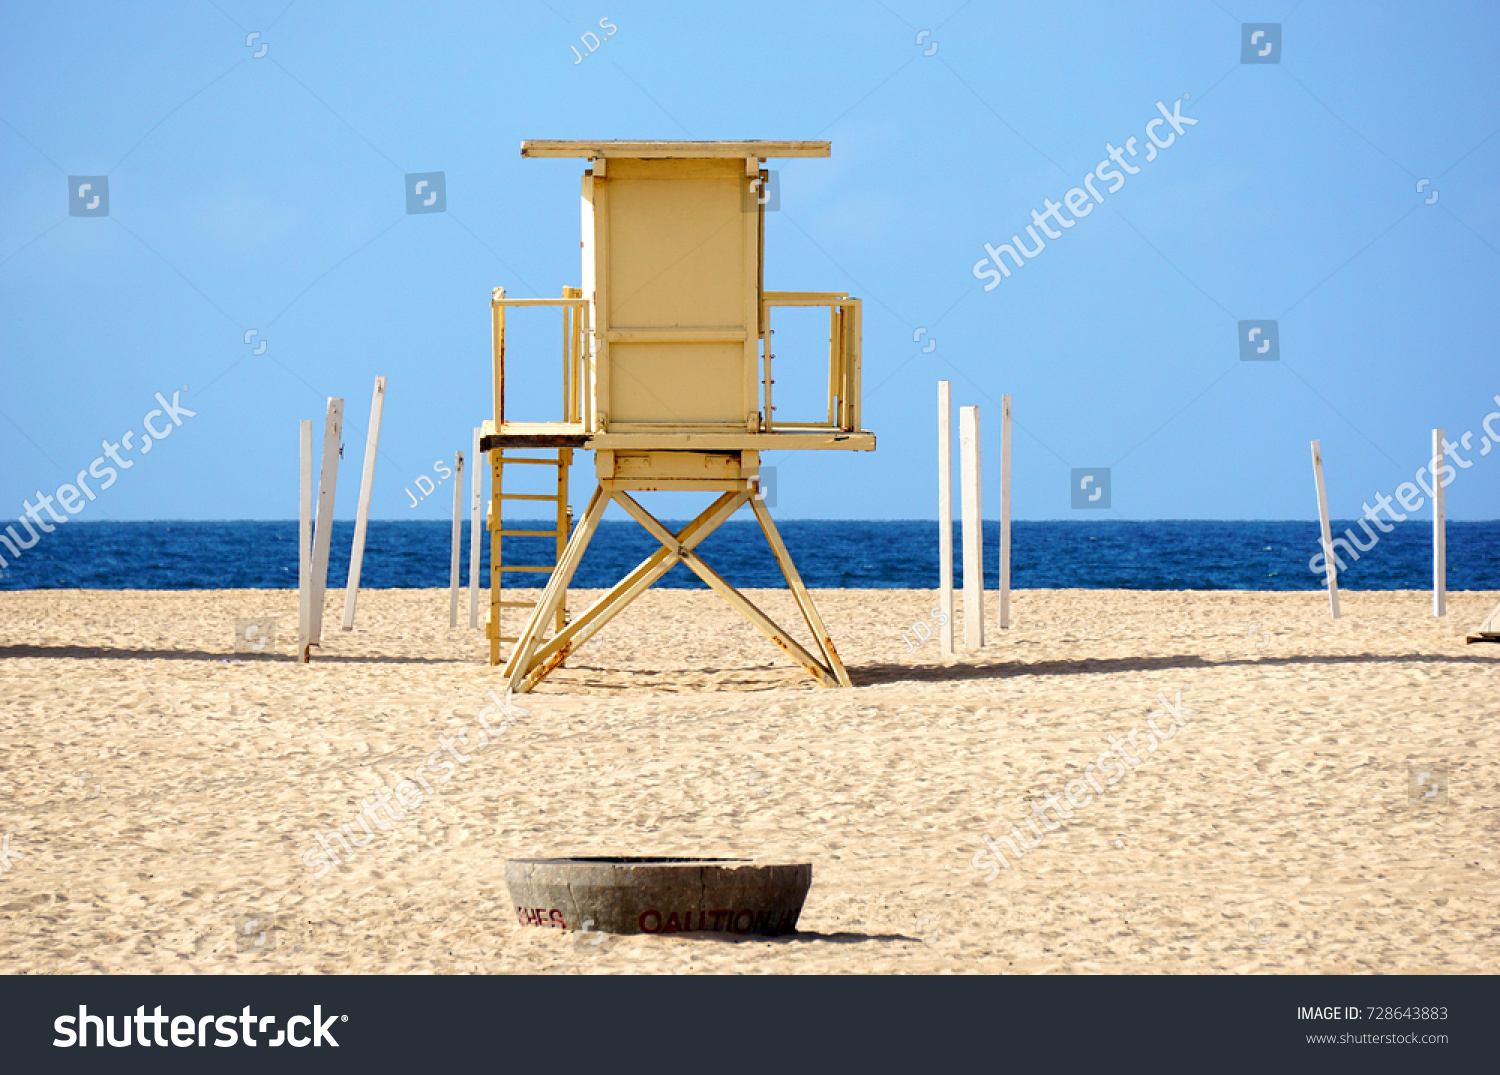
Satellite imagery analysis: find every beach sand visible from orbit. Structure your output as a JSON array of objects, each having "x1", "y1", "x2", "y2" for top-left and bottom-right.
[{"x1": 1, "y1": 585, "x2": 1496, "y2": 974}]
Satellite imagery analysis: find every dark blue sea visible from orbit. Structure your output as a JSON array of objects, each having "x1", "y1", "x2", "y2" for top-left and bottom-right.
[{"x1": 2, "y1": 520, "x2": 1497, "y2": 591}]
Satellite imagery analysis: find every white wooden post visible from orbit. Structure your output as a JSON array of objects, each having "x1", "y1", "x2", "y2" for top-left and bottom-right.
[
  {"x1": 450, "y1": 450, "x2": 464, "y2": 628},
  {"x1": 937, "y1": 381, "x2": 954, "y2": 657},
  {"x1": 309, "y1": 397, "x2": 344, "y2": 644},
  {"x1": 999, "y1": 393, "x2": 1012, "y2": 631},
  {"x1": 298, "y1": 419, "x2": 313, "y2": 663},
  {"x1": 469, "y1": 426, "x2": 482, "y2": 629},
  {"x1": 1311, "y1": 439, "x2": 1340, "y2": 620},
  {"x1": 960, "y1": 404, "x2": 984, "y2": 649},
  {"x1": 1433, "y1": 428, "x2": 1446, "y2": 617},
  {"x1": 342, "y1": 376, "x2": 385, "y2": 630}
]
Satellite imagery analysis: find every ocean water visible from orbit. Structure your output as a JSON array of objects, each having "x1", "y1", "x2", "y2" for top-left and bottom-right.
[{"x1": 2, "y1": 519, "x2": 1497, "y2": 591}]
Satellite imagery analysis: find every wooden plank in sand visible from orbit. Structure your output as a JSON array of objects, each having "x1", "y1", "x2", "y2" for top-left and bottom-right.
[
  {"x1": 450, "y1": 450, "x2": 464, "y2": 628},
  {"x1": 342, "y1": 376, "x2": 385, "y2": 631},
  {"x1": 960, "y1": 404, "x2": 984, "y2": 649},
  {"x1": 938, "y1": 381, "x2": 954, "y2": 657},
  {"x1": 309, "y1": 398, "x2": 344, "y2": 644},
  {"x1": 1433, "y1": 428, "x2": 1446, "y2": 618},
  {"x1": 1311, "y1": 439, "x2": 1340, "y2": 620},
  {"x1": 469, "y1": 426, "x2": 482, "y2": 629},
  {"x1": 298, "y1": 419, "x2": 313, "y2": 662},
  {"x1": 999, "y1": 393, "x2": 1012, "y2": 631}
]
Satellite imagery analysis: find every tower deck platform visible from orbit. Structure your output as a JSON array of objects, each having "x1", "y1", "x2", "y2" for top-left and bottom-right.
[{"x1": 479, "y1": 421, "x2": 875, "y2": 453}]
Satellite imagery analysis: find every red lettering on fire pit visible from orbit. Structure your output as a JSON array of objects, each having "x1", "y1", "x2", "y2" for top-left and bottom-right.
[
  {"x1": 516, "y1": 906, "x2": 569, "y2": 928},
  {"x1": 634, "y1": 908, "x2": 798, "y2": 934}
]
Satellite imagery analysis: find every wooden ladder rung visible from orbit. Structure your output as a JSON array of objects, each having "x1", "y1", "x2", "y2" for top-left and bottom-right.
[
  {"x1": 498, "y1": 529, "x2": 564, "y2": 537},
  {"x1": 498, "y1": 492, "x2": 562, "y2": 501},
  {"x1": 496, "y1": 457, "x2": 567, "y2": 465},
  {"x1": 498, "y1": 565, "x2": 553, "y2": 573}
]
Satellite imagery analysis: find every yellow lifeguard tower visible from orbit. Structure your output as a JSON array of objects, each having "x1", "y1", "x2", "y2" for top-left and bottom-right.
[{"x1": 483, "y1": 140, "x2": 874, "y2": 693}]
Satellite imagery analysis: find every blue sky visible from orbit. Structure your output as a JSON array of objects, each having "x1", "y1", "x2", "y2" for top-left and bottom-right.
[{"x1": 2, "y1": 0, "x2": 1497, "y2": 522}]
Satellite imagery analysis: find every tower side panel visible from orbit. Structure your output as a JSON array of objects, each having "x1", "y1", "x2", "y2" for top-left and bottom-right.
[
  {"x1": 597, "y1": 157, "x2": 757, "y2": 430},
  {"x1": 581, "y1": 172, "x2": 601, "y2": 430}
]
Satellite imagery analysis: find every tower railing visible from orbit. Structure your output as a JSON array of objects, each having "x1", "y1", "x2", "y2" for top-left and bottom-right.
[
  {"x1": 759, "y1": 291, "x2": 862, "y2": 434},
  {"x1": 491, "y1": 286, "x2": 860, "y2": 438},
  {"x1": 490, "y1": 287, "x2": 590, "y2": 429}
]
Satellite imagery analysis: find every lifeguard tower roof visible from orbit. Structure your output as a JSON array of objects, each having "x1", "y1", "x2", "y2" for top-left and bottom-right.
[{"x1": 520, "y1": 140, "x2": 830, "y2": 159}]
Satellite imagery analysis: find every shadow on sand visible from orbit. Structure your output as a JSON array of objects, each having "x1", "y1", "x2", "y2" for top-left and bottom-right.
[
  {"x1": 2, "y1": 645, "x2": 1493, "y2": 685},
  {"x1": 0, "y1": 644, "x2": 463, "y2": 665},
  {"x1": 670, "y1": 929, "x2": 919, "y2": 945},
  {"x1": 850, "y1": 650, "x2": 1496, "y2": 687}
]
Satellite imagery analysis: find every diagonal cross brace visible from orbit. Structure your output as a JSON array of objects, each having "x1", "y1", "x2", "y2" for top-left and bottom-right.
[
  {"x1": 500, "y1": 475, "x2": 853, "y2": 693},
  {"x1": 510, "y1": 490, "x2": 745, "y2": 692},
  {"x1": 610, "y1": 490, "x2": 841, "y2": 689}
]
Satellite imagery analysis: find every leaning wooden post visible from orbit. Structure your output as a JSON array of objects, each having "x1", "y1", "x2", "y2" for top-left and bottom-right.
[
  {"x1": 960, "y1": 404, "x2": 984, "y2": 649},
  {"x1": 450, "y1": 450, "x2": 464, "y2": 628},
  {"x1": 309, "y1": 397, "x2": 344, "y2": 644},
  {"x1": 937, "y1": 381, "x2": 954, "y2": 657},
  {"x1": 1433, "y1": 428, "x2": 1447, "y2": 617},
  {"x1": 1311, "y1": 439, "x2": 1340, "y2": 620},
  {"x1": 298, "y1": 420, "x2": 313, "y2": 662},
  {"x1": 999, "y1": 393, "x2": 1012, "y2": 631},
  {"x1": 342, "y1": 376, "x2": 385, "y2": 630}
]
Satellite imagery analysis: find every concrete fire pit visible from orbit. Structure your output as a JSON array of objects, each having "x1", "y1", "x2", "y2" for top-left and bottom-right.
[{"x1": 505, "y1": 857, "x2": 812, "y2": 937}]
